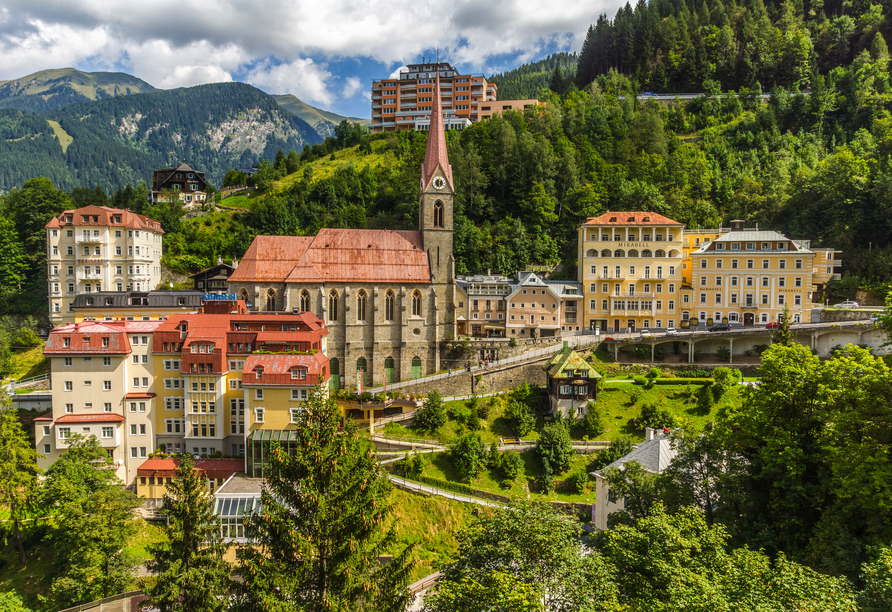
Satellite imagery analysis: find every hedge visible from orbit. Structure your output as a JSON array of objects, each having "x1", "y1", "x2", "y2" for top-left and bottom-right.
[{"x1": 652, "y1": 378, "x2": 713, "y2": 385}]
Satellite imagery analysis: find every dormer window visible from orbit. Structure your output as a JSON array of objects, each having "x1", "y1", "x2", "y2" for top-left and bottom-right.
[
  {"x1": 255, "y1": 367, "x2": 263, "y2": 380},
  {"x1": 291, "y1": 368, "x2": 307, "y2": 380},
  {"x1": 642, "y1": 217, "x2": 650, "y2": 222}
]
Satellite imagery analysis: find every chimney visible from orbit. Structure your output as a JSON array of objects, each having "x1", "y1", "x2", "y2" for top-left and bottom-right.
[
  {"x1": 645, "y1": 427, "x2": 656, "y2": 441},
  {"x1": 730, "y1": 220, "x2": 745, "y2": 232}
]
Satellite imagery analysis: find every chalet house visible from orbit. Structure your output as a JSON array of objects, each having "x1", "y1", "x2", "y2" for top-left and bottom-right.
[
  {"x1": 151, "y1": 163, "x2": 208, "y2": 208},
  {"x1": 191, "y1": 261, "x2": 237, "y2": 293},
  {"x1": 543, "y1": 342, "x2": 601, "y2": 418}
]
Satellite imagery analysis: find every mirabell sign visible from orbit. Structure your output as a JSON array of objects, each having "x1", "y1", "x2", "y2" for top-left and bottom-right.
[{"x1": 203, "y1": 293, "x2": 236, "y2": 301}]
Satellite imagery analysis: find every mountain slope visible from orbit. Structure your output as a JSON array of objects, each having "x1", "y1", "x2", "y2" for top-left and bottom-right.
[
  {"x1": 0, "y1": 68, "x2": 156, "y2": 113},
  {"x1": 489, "y1": 53, "x2": 578, "y2": 100},
  {"x1": 273, "y1": 94, "x2": 369, "y2": 137},
  {"x1": 0, "y1": 82, "x2": 322, "y2": 192}
]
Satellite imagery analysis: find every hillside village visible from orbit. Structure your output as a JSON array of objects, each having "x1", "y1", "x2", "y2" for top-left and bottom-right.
[{"x1": 3, "y1": 2, "x2": 892, "y2": 607}]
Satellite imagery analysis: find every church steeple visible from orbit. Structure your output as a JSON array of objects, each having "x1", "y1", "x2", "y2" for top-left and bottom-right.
[{"x1": 421, "y1": 65, "x2": 453, "y2": 192}]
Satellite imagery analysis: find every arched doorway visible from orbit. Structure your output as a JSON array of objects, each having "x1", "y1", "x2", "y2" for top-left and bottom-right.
[
  {"x1": 329, "y1": 358, "x2": 340, "y2": 390},
  {"x1": 356, "y1": 357, "x2": 369, "y2": 389},
  {"x1": 743, "y1": 313, "x2": 754, "y2": 326},
  {"x1": 411, "y1": 356, "x2": 422, "y2": 379},
  {"x1": 384, "y1": 356, "x2": 395, "y2": 383}
]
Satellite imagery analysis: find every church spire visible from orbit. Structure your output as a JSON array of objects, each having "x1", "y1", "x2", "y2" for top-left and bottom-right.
[{"x1": 421, "y1": 64, "x2": 453, "y2": 191}]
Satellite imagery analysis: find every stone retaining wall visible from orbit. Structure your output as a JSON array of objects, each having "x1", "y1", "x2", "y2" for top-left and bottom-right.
[{"x1": 821, "y1": 309, "x2": 874, "y2": 322}]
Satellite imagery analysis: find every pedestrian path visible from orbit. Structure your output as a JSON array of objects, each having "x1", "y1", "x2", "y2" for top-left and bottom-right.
[{"x1": 386, "y1": 474, "x2": 503, "y2": 508}]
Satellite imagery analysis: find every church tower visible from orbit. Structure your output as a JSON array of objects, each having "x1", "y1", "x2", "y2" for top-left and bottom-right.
[{"x1": 419, "y1": 65, "x2": 454, "y2": 284}]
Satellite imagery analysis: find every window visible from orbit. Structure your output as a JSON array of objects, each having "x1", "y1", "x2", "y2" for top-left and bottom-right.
[
  {"x1": 255, "y1": 389, "x2": 264, "y2": 400},
  {"x1": 255, "y1": 408, "x2": 265, "y2": 423},
  {"x1": 299, "y1": 290, "x2": 310, "y2": 313},
  {"x1": 433, "y1": 200, "x2": 444, "y2": 227},
  {"x1": 795, "y1": 277, "x2": 802, "y2": 288},
  {"x1": 58, "y1": 427, "x2": 70, "y2": 440},
  {"x1": 64, "y1": 357, "x2": 72, "y2": 366},
  {"x1": 762, "y1": 260, "x2": 769, "y2": 269},
  {"x1": 385, "y1": 290, "x2": 395, "y2": 321},
  {"x1": 43, "y1": 444, "x2": 51, "y2": 454},
  {"x1": 412, "y1": 291, "x2": 422, "y2": 316},
  {"x1": 103, "y1": 380, "x2": 111, "y2": 390},
  {"x1": 291, "y1": 389, "x2": 309, "y2": 401},
  {"x1": 64, "y1": 381, "x2": 73, "y2": 391},
  {"x1": 356, "y1": 290, "x2": 367, "y2": 321},
  {"x1": 795, "y1": 259, "x2": 803, "y2": 269},
  {"x1": 65, "y1": 403, "x2": 73, "y2": 413},
  {"x1": 778, "y1": 277, "x2": 786, "y2": 288},
  {"x1": 794, "y1": 294, "x2": 802, "y2": 305},
  {"x1": 104, "y1": 403, "x2": 112, "y2": 412},
  {"x1": 328, "y1": 290, "x2": 338, "y2": 322}
]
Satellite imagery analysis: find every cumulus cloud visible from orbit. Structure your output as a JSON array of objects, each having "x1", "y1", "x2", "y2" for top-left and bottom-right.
[
  {"x1": 245, "y1": 58, "x2": 334, "y2": 106},
  {"x1": 342, "y1": 76, "x2": 361, "y2": 98},
  {"x1": 0, "y1": 0, "x2": 626, "y2": 111}
]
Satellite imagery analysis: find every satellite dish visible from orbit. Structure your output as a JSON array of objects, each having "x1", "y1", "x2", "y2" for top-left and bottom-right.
[{"x1": 193, "y1": 454, "x2": 200, "y2": 460}]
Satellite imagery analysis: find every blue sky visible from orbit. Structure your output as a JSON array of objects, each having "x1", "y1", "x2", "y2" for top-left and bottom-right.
[{"x1": 0, "y1": 0, "x2": 627, "y2": 118}]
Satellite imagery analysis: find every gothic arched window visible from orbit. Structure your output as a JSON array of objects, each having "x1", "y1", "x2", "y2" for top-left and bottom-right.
[
  {"x1": 328, "y1": 290, "x2": 338, "y2": 322},
  {"x1": 385, "y1": 290, "x2": 395, "y2": 321},
  {"x1": 266, "y1": 289, "x2": 276, "y2": 312},
  {"x1": 433, "y1": 201, "x2": 444, "y2": 228},
  {"x1": 412, "y1": 290, "x2": 422, "y2": 316},
  {"x1": 356, "y1": 290, "x2": 367, "y2": 321},
  {"x1": 299, "y1": 290, "x2": 310, "y2": 313}
]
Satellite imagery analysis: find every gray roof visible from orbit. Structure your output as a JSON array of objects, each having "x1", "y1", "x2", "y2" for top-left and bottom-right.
[
  {"x1": 597, "y1": 431, "x2": 677, "y2": 476},
  {"x1": 215, "y1": 474, "x2": 263, "y2": 496},
  {"x1": 72, "y1": 291, "x2": 205, "y2": 309},
  {"x1": 694, "y1": 231, "x2": 813, "y2": 255},
  {"x1": 545, "y1": 280, "x2": 583, "y2": 296}
]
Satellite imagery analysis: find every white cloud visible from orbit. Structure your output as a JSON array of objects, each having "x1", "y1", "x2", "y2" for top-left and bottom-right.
[
  {"x1": 245, "y1": 58, "x2": 334, "y2": 106},
  {"x1": 0, "y1": 0, "x2": 627, "y2": 111},
  {"x1": 342, "y1": 76, "x2": 361, "y2": 98}
]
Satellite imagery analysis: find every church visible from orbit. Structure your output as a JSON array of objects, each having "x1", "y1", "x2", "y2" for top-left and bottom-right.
[{"x1": 228, "y1": 68, "x2": 456, "y2": 390}]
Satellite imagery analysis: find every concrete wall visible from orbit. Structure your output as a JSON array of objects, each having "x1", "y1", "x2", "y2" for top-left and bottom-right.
[{"x1": 821, "y1": 309, "x2": 875, "y2": 322}]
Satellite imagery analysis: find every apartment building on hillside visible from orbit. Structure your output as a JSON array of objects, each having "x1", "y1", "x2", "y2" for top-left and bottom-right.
[
  {"x1": 45, "y1": 205, "x2": 164, "y2": 325},
  {"x1": 35, "y1": 299, "x2": 330, "y2": 486},
  {"x1": 370, "y1": 62, "x2": 540, "y2": 133},
  {"x1": 151, "y1": 163, "x2": 208, "y2": 208}
]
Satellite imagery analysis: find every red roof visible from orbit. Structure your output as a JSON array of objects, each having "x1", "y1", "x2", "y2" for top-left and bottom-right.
[
  {"x1": 583, "y1": 211, "x2": 684, "y2": 226},
  {"x1": 33, "y1": 415, "x2": 53, "y2": 422},
  {"x1": 242, "y1": 353, "x2": 329, "y2": 386},
  {"x1": 55, "y1": 414, "x2": 126, "y2": 423},
  {"x1": 45, "y1": 320, "x2": 163, "y2": 355},
  {"x1": 124, "y1": 392, "x2": 156, "y2": 399},
  {"x1": 45, "y1": 205, "x2": 164, "y2": 233},
  {"x1": 137, "y1": 457, "x2": 244, "y2": 479},
  {"x1": 230, "y1": 228, "x2": 431, "y2": 285},
  {"x1": 421, "y1": 67, "x2": 454, "y2": 192}
]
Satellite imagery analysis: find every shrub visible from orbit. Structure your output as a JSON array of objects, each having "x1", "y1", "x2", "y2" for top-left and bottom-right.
[
  {"x1": 592, "y1": 436, "x2": 634, "y2": 469},
  {"x1": 450, "y1": 432, "x2": 488, "y2": 481},
  {"x1": 536, "y1": 421, "x2": 573, "y2": 475},
  {"x1": 580, "y1": 405, "x2": 606, "y2": 438},
  {"x1": 499, "y1": 479, "x2": 514, "y2": 490},
  {"x1": 712, "y1": 367, "x2": 742, "y2": 397},
  {"x1": 716, "y1": 346, "x2": 731, "y2": 362},
  {"x1": 633, "y1": 346, "x2": 649, "y2": 359},
  {"x1": 633, "y1": 376, "x2": 647, "y2": 386},
  {"x1": 505, "y1": 399, "x2": 535, "y2": 438},
  {"x1": 415, "y1": 391, "x2": 446, "y2": 431},
  {"x1": 653, "y1": 347, "x2": 666, "y2": 361},
  {"x1": 638, "y1": 401, "x2": 677, "y2": 430},
  {"x1": 488, "y1": 442, "x2": 500, "y2": 468},
  {"x1": 509, "y1": 337, "x2": 518, "y2": 347},
  {"x1": 650, "y1": 378, "x2": 713, "y2": 385},
  {"x1": 12, "y1": 327, "x2": 40, "y2": 347},
  {"x1": 500, "y1": 450, "x2": 524, "y2": 480},
  {"x1": 647, "y1": 367, "x2": 661, "y2": 379},
  {"x1": 753, "y1": 344, "x2": 770, "y2": 356},
  {"x1": 699, "y1": 383, "x2": 716, "y2": 411},
  {"x1": 568, "y1": 469, "x2": 589, "y2": 494},
  {"x1": 474, "y1": 397, "x2": 491, "y2": 420},
  {"x1": 466, "y1": 409, "x2": 481, "y2": 431},
  {"x1": 629, "y1": 389, "x2": 642, "y2": 405}
]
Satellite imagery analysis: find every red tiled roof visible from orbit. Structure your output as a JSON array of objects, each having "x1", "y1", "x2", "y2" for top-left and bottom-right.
[
  {"x1": 230, "y1": 229, "x2": 430, "y2": 285},
  {"x1": 45, "y1": 320, "x2": 163, "y2": 355},
  {"x1": 45, "y1": 205, "x2": 164, "y2": 233},
  {"x1": 137, "y1": 457, "x2": 244, "y2": 479},
  {"x1": 55, "y1": 414, "x2": 126, "y2": 423},
  {"x1": 421, "y1": 66, "x2": 454, "y2": 192},
  {"x1": 124, "y1": 392, "x2": 156, "y2": 399},
  {"x1": 242, "y1": 353, "x2": 329, "y2": 386},
  {"x1": 33, "y1": 415, "x2": 53, "y2": 421},
  {"x1": 583, "y1": 211, "x2": 684, "y2": 226}
]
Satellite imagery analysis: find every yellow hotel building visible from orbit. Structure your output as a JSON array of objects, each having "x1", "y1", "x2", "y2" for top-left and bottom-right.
[
  {"x1": 579, "y1": 212, "x2": 685, "y2": 333},
  {"x1": 580, "y1": 214, "x2": 840, "y2": 331}
]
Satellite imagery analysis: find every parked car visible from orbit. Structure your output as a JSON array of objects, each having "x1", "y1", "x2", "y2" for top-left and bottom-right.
[
  {"x1": 834, "y1": 301, "x2": 859, "y2": 308},
  {"x1": 640, "y1": 329, "x2": 652, "y2": 337},
  {"x1": 666, "y1": 328, "x2": 678, "y2": 336},
  {"x1": 709, "y1": 323, "x2": 733, "y2": 332},
  {"x1": 765, "y1": 322, "x2": 781, "y2": 329}
]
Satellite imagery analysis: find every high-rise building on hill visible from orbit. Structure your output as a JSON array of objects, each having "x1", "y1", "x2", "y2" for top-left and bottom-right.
[{"x1": 370, "y1": 61, "x2": 540, "y2": 133}]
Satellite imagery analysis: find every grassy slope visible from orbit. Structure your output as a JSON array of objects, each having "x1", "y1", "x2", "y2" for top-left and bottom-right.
[
  {"x1": 386, "y1": 488, "x2": 472, "y2": 580},
  {"x1": 272, "y1": 137, "x2": 393, "y2": 191},
  {"x1": 45, "y1": 120, "x2": 73, "y2": 153},
  {"x1": 0, "y1": 68, "x2": 156, "y2": 99},
  {"x1": 3, "y1": 346, "x2": 49, "y2": 383}
]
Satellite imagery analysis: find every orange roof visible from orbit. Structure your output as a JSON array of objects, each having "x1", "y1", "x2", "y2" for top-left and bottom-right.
[
  {"x1": 124, "y1": 392, "x2": 156, "y2": 399},
  {"x1": 230, "y1": 229, "x2": 431, "y2": 284},
  {"x1": 137, "y1": 457, "x2": 244, "y2": 479},
  {"x1": 46, "y1": 205, "x2": 164, "y2": 233},
  {"x1": 583, "y1": 211, "x2": 684, "y2": 226},
  {"x1": 45, "y1": 320, "x2": 163, "y2": 355},
  {"x1": 243, "y1": 353, "x2": 327, "y2": 375},
  {"x1": 55, "y1": 414, "x2": 126, "y2": 423}
]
